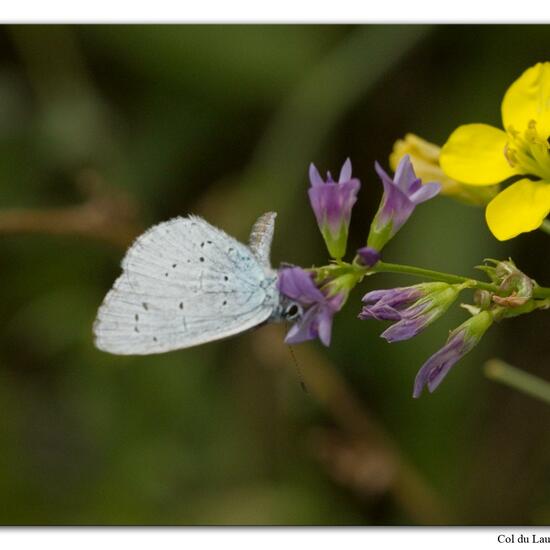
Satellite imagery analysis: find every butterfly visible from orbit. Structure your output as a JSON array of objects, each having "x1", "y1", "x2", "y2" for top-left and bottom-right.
[{"x1": 93, "y1": 212, "x2": 303, "y2": 355}]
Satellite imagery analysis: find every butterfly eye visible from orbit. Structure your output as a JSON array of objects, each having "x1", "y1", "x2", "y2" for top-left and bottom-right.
[{"x1": 284, "y1": 303, "x2": 302, "y2": 321}]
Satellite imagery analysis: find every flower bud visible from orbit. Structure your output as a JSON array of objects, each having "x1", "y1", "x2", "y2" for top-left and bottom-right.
[
  {"x1": 478, "y1": 259, "x2": 535, "y2": 308},
  {"x1": 367, "y1": 156, "x2": 440, "y2": 253},
  {"x1": 308, "y1": 158, "x2": 360, "y2": 260},
  {"x1": 413, "y1": 310, "x2": 494, "y2": 398},
  {"x1": 356, "y1": 246, "x2": 381, "y2": 268}
]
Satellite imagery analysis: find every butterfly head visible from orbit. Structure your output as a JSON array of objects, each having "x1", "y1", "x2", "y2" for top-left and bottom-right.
[
  {"x1": 281, "y1": 300, "x2": 303, "y2": 322},
  {"x1": 268, "y1": 292, "x2": 304, "y2": 324}
]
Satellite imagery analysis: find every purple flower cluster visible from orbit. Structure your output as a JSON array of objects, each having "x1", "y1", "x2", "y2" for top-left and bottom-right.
[
  {"x1": 277, "y1": 153, "x2": 493, "y2": 399},
  {"x1": 359, "y1": 282, "x2": 461, "y2": 342}
]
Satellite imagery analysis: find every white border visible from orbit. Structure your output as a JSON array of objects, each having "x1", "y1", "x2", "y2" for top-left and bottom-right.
[
  {"x1": 1, "y1": 0, "x2": 550, "y2": 23},
  {"x1": 1, "y1": 527, "x2": 550, "y2": 549}
]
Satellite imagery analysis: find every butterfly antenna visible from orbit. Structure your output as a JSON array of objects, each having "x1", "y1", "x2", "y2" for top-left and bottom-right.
[{"x1": 287, "y1": 342, "x2": 308, "y2": 394}]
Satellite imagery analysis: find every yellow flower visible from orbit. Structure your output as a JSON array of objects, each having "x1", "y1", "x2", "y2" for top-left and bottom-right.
[
  {"x1": 440, "y1": 62, "x2": 550, "y2": 241},
  {"x1": 390, "y1": 133, "x2": 499, "y2": 206}
]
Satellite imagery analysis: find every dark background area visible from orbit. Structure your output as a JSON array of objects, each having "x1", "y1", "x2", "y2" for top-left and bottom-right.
[{"x1": 0, "y1": 24, "x2": 549, "y2": 525}]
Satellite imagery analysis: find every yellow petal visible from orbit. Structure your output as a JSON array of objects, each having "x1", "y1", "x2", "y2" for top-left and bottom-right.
[
  {"x1": 502, "y1": 62, "x2": 550, "y2": 138},
  {"x1": 485, "y1": 179, "x2": 550, "y2": 240},
  {"x1": 440, "y1": 124, "x2": 517, "y2": 185}
]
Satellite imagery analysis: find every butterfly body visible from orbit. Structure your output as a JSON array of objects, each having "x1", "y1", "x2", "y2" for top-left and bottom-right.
[{"x1": 94, "y1": 212, "x2": 298, "y2": 355}]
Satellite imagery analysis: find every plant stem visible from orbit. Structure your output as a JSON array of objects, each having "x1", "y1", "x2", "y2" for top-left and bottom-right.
[
  {"x1": 370, "y1": 261, "x2": 498, "y2": 292},
  {"x1": 484, "y1": 359, "x2": 550, "y2": 405},
  {"x1": 533, "y1": 286, "x2": 550, "y2": 299},
  {"x1": 366, "y1": 261, "x2": 550, "y2": 299}
]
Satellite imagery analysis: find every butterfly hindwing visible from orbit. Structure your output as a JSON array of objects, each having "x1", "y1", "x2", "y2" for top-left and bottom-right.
[{"x1": 94, "y1": 216, "x2": 278, "y2": 355}]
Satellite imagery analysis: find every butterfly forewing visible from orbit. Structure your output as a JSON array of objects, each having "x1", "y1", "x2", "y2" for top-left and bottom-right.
[{"x1": 94, "y1": 216, "x2": 277, "y2": 355}]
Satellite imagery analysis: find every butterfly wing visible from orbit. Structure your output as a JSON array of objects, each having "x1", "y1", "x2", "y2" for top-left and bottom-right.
[{"x1": 94, "y1": 216, "x2": 278, "y2": 355}]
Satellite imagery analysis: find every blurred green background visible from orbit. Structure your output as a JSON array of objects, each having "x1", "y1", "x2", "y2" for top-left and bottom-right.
[{"x1": 1, "y1": 24, "x2": 550, "y2": 525}]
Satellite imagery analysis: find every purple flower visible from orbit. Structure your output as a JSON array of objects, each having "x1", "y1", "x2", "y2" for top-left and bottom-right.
[
  {"x1": 359, "y1": 282, "x2": 461, "y2": 342},
  {"x1": 367, "y1": 155, "x2": 441, "y2": 252},
  {"x1": 413, "y1": 310, "x2": 494, "y2": 398},
  {"x1": 277, "y1": 267, "x2": 343, "y2": 346},
  {"x1": 356, "y1": 246, "x2": 381, "y2": 268},
  {"x1": 308, "y1": 158, "x2": 361, "y2": 259}
]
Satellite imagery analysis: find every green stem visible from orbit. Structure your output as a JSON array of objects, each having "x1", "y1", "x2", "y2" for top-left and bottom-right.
[
  {"x1": 370, "y1": 261, "x2": 498, "y2": 292},
  {"x1": 367, "y1": 261, "x2": 550, "y2": 299},
  {"x1": 539, "y1": 219, "x2": 550, "y2": 235},
  {"x1": 484, "y1": 359, "x2": 550, "y2": 405},
  {"x1": 533, "y1": 286, "x2": 550, "y2": 299},
  {"x1": 321, "y1": 259, "x2": 550, "y2": 300}
]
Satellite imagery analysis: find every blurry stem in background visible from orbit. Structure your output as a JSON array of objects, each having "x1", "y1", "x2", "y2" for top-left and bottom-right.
[
  {"x1": 3, "y1": 27, "x2": 138, "y2": 247},
  {"x1": 540, "y1": 219, "x2": 550, "y2": 236},
  {"x1": 204, "y1": 25, "x2": 433, "y2": 233},
  {"x1": 252, "y1": 327, "x2": 454, "y2": 525},
  {"x1": 484, "y1": 359, "x2": 550, "y2": 406},
  {"x1": 249, "y1": 25, "x2": 430, "y2": 182},
  {"x1": 0, "y1": 170, "x2": 141, "y2": 248},
  {"x1": 8, "y1": 26, "x2": 123, "y2": 175},
  {"x1": 8, "y1": 25, "x2": 94, "y2": 103}
]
